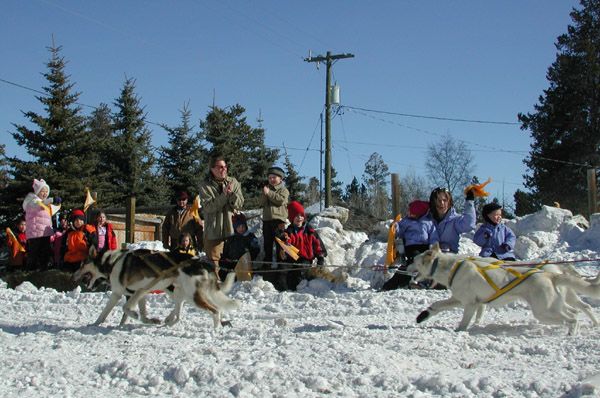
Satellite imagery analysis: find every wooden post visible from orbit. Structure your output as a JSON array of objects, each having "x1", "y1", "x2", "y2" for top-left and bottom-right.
[
  {"x1": 126, "y1": 195, "x2": 136, "y2": 244},
  {"x1": 588, "y1": 168, "x2": 598, "y2": 219},
  {"x1": 391, "y1": 173, "x2": 401, "y2": 218}
]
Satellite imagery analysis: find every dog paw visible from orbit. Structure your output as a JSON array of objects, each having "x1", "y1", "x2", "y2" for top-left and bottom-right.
[
  {"x1": 164, "y1": 315, "x2": 179, "y2": 326},
  {"x1": 416, "y1": 310, "x2": 430, "y2": 323}
]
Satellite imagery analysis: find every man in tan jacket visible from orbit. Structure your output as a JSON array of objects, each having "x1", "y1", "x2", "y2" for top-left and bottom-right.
[{"x1": 199, "y1": 154, "x2": 244, "y2": 270}]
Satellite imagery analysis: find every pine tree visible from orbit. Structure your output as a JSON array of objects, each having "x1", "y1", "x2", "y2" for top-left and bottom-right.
[
  {"x1": 111, "y1": 78, "x2": 166, "y2": 206},
  {"x1": 330, "y1": 166, "x2": 344, "y2": 205},
  {"x1": 0, "y1": 144, "x2": 14, "y2": 226},
  {"x1": 518, "y1": 0, "x2": 600, "y2": 215},
  {"x1": 305, "y1": 177, "x2": 321, "y2": 206},
  {"x1": 200, "y1": 104, "x2": 279, "y2": 205},
  {"x1": 362, "y1": 152, "x2": 390, "y2": 219},
  {"x1": 283, "y1": 153, "x2": 306, "y2": 201},
  {"x1": 7, "y1": 44, "x2": 97, "y2": 214},
  {"x1": 87, "y1": 103, "x2": 120, "y2": 207},
  {"x1": 159, "y1": 103, "x2": 207, "y2": 198}
]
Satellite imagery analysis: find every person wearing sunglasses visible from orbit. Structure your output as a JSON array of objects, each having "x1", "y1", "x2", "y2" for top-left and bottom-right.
[
  {"x1": 424, "y1": 186, "x2": 476, "y2": 254},
  {"x1": 199, "y1": 153, "x2": 245, "y2": 275}
]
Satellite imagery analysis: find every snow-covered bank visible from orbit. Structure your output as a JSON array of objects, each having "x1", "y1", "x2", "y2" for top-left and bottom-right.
[{"x1": 1, "y1": 205, "x2": 600, "y2": 397}]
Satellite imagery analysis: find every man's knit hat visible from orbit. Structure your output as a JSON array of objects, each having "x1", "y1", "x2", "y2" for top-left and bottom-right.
[
  {"x1": 287, "y1": 201, "x2": 305, "y2": 222},
  {"x1": 33, "y1": 178, "x2": 50, "y2": 196}
]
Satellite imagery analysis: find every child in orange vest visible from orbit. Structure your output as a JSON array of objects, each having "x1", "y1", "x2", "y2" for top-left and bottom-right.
[{"x1": 61, "y1": 209, "x2": 97, "y2": 272}]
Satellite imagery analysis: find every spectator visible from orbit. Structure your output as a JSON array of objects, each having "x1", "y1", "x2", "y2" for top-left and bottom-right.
[
  {"x1": 51, "y1": 213, "x2": 69, "y2": 269},
  {"x1": 259, "y1": 166, "x2": 289, "y2": 265},
  {"x1": 380, "y1": 200, "x2": 439, "y2": 291},
  {"x1": 276, "y1": 201, "x2": 327, "y2": 291},
  {"x1": 22, "y1": 178, "x2": 61, "y2": 270},
  {"x1": 175, "y1": 232, "x2": 197, "y2": 256},
  {"x1": 7, "y1": 217, "x2": 28, "y2": 268},
  {"x1": 424, "y1": 187, "x2": 476, "y2": 254},
  {"x1": 473, "y1": 202, "x2": 517, "y2": 261},
  {"x1": 162, "y1": 190, "x2": 203, "y2": 252},
  {"x1": 199, "y1": 154, "x2": 244, "y2": 275},
  {"x1": 94, "y1": 210, "x2": 118, "y2": 255},
  {"x1": 219, "y1": 213, "x2": 260, "y2": 281},
  {"x1": 62, "y1": 209, "x2": 97, "y2": 272}
]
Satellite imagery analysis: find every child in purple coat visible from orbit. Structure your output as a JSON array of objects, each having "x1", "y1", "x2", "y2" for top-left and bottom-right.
[
  {"x1": 473, "y1": 202, "x2": 516, "y2": 261},
  {"x1": 381, "y1": 200, "x2": 439, "y2": 291}
]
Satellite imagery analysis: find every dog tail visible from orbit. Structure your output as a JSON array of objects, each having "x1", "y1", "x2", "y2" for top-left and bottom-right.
[
  {"x1": 220, "y1": 271, "x2": 236, "y2": 295},
  {"x1": 202, "y1": 272, "x2": 240, "y2": 312},
  {"x1": 552, "y1": 272, "x2": 600, "y2": 298}
]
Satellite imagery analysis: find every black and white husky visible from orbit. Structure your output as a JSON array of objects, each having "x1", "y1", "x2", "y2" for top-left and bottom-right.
[{"x1": 73, "y1": 248, "x2": 240, "y2": 328}]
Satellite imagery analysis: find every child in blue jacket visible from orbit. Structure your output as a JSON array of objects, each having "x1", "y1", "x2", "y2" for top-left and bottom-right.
[{"x1": 473, "y1": 202, "x2": 516, "y2": 261}]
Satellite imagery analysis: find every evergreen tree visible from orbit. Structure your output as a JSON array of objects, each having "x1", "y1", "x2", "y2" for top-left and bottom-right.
[
  {"x1": 200, "y1": 104, "x2": 279, "y2": 206},
  {"x1": 283, "y1": 153, "x2": 306, "y2": 201},
  {"x1": 362, "y1": 152, "x2": 390, "y2": 219},
  {"x1": 330, "y1": 166, "x2": 344, "y2": 205},
  {"x1": 7, "y1": 44, "x2": 97, "y2": 214},
  {"x1": 111, "y1": 78, "x2": 166, "y2": 206},
  {"x1": 305, "y1": 176, "x2": 321, "y2": 206},
  {"x1": 518, "y1": 0, "x2": 600, "y2": 215},
  {"x1": 514, "y1": 189, "x2": 540, "y2": 216},
  {"x1": 344, "y1": 176, "x2": 366, "y2": 210},
  {"x1": 0, "y1": 145, "x2": 13, "y2": 226},
  {"x1": 87, "y1": 103, "x2": 121, "y2": 207},
  {"x1": 159, "y1": 103, "x2": 207, "y2": 198}
]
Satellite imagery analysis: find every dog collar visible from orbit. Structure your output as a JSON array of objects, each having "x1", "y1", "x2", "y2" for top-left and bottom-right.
[{"x1": 428, "y1": 258, "x2": 440, "y2": 278}]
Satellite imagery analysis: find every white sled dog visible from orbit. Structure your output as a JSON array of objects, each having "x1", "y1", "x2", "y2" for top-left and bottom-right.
[
  {"x1": 408, "y1": 243, "x2": 600, "y2": 335},
  {"x1": 73, "y1": 248, "x2": 240, "y2": 328}
]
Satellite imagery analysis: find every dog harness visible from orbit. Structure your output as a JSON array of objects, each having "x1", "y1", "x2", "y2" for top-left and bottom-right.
[{"x1": 446, "y1": 257, "x2": 544, "y2": 303}]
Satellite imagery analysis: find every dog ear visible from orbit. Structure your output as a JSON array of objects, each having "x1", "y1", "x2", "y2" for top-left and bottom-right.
[
  {"x1": 429, "y1": 242, "x2": 441, "y2": 253},
  {"x1": 89, "y1": 245, "x2": 98, "y2": 259}
]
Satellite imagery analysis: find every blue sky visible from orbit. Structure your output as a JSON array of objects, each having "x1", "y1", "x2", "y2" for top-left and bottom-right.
[{"x1": 1, "y1": 1, "x2": 580, "y2": 205}]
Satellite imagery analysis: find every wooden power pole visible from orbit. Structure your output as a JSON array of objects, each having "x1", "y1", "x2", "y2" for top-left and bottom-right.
[{"x1": 305, "y1": 51, "x2": 354, "y2": 208}]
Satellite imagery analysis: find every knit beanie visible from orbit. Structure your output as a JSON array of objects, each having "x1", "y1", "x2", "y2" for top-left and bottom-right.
[
  {"x1": 287, "y1": 201, "x2": 305, "y2": 222},
  {"x1": 70, "y1": 209, "x2": 86, "y2": 222},
  {"x1": 232, "y1": 213, "x2": 247, "y2": 229},
  {"x1": 33, "y1": 178, "x2": 50, "y2": 196},
  {"x1": 482, "y1": 202, "x2": 502, "y2": 225},
  {"x1": 408, "y1": 200, "x2": 430, "y2": 218}
]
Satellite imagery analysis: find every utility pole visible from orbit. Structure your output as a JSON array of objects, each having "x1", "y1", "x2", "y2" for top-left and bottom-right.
[{"x1": 305, "y1": 51, "x2": 354, "y2": 208}]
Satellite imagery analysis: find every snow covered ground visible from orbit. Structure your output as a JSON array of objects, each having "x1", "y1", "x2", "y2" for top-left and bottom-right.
[{"x1": 1, "y1": 206, "x2": 600, "y2": 397}]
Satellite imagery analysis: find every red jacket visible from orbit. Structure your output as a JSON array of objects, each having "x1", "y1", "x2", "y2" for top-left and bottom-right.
[
  {"x1": 96, "y1": 222, "x2": 118, "y2": 251},
  {"x1": 285, "y1": 224, "x2": 326, "y2": 262}
]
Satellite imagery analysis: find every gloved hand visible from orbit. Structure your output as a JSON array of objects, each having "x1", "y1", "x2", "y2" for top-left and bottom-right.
[
  {"x1": 465, "y1": 189, "x2": 474, "y2": 201},
  {"x1": 53, "y1": 197, "x2": 62, "y2": 204},
  {"x1": 316, "y1": 256, "x2": 325, "y2": 266},
  {"x1": 501, "y1": 243, "x2": 511, "y2": 252}
]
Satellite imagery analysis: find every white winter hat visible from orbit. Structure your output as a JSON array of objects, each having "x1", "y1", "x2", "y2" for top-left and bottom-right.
[{"x1": 33, "y1": 178, "x2": 50, "y2": 195}]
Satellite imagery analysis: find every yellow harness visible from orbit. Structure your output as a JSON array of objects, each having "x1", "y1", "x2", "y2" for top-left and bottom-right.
[{"x1": 447, "y1": 257, "x2": 547, "y2": 303}]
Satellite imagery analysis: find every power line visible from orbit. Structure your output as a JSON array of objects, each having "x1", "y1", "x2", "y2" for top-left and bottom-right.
[{"x1": 341, "y1": 104, "x2": 520, "y2": 125}]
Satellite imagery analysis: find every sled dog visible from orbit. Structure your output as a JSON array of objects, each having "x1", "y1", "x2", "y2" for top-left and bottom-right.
[
  {"x1": 73, "y1": 248, "x2": 240, "y2": 328},
  {"x1": 408, "y1": 243, "x2": 600, "y2": 335}
]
